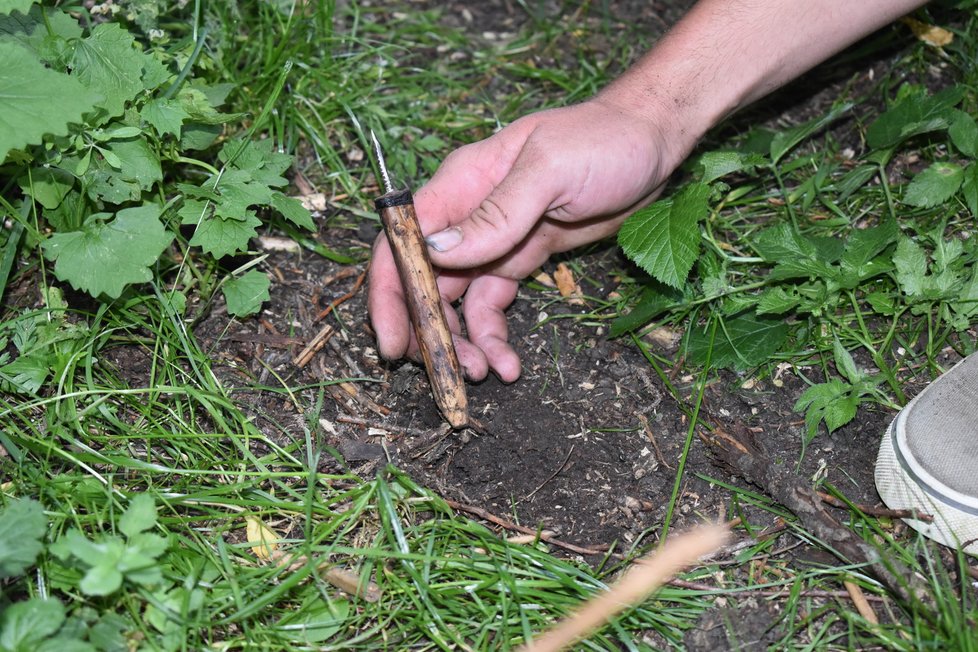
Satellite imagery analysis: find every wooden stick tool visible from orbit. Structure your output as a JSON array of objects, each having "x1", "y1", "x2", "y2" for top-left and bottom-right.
[{"x1": 370, "y1": 130, "x2": 469, "y2": 428}]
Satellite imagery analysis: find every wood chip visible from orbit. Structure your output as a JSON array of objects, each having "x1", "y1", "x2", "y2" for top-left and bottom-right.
[
  {"x1": 532, "y1": 268, "x2": 556, "y2": 288},
  {"x1": 844, "y1": 579, "x2": 879, "y2": 625},
  {"x1": 554, "y1": 263, "x2": 581, "y2": 299},
  {"x1": 902, "y1": 17, "x2": 953, "y2": 47}
]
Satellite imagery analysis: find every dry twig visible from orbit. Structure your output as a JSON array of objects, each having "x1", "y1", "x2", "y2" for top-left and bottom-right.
[
  {"x1": 704, "y1": 421, "x2": 935, "y2": 609},
  {"x1": 443, "y1": 498, "x2": 609, "y2": 557}
]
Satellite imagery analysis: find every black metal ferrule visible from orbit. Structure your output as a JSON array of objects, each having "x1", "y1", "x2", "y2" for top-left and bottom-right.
[{"x1": 374, "y1": 188, "x2": 413, "y2": 210}]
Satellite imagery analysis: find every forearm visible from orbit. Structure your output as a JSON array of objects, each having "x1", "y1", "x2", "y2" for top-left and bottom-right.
[{"x1": 599, "y1": 0, "x2": 929, "y2": 166}]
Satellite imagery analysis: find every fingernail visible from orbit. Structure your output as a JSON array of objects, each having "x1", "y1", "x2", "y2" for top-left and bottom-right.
[{"x1": 425, "y1": 227, "x2": 462, "y2": 252}]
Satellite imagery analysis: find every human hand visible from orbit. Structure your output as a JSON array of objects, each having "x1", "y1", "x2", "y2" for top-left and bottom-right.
[{"x1": 368, "y1": 96, "x2": 688, "y2": 383}]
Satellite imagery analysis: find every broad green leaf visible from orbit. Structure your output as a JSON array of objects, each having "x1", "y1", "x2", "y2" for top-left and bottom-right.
[
  {"x1": 841, "y1": 219, "x2": 897, "y2": 269},
  {"x1": 71, "y1": 23, "x2": 148, "y2": 117},
  {"x1": 180, "y1": 123, "x2": 222, "y2": 151},
  {"x1": 755, "y1": 286, "x2": 800, "y2": 315},
  {"x1": 141, "y1": 53, "x2": 171, "y2": 91},
  {"x1": 119, "y1": 493, "x2": 156, "y2": 538},
  {"x1": 0, "y1": 1, "x2": 35, "y2": 14},
  {"x1": 48, "y1": 528, "x2": 100, "y2": 562},
  {"x1": 609, "y1": 285, "x2": 684, "y2": 336},
  {"x1": 695, "y1": 151, "x2": 763, "y2": 183},
  {"x1": 126, "y1": 531, "x2": 168, "y2": 559},
  {"x1": 953, "y1": 265, "x2": 978, "y2": 324},
  {"x1": 275, "y1": 600, "x2": 350, "y2": 643},
  {"x1": 104, "y1": 137, "x2": 162, "y2": 190},
  {"x1": 687, "y1": 314, "x2": 788, "y2": 370},
  {"x1": 866, "y1": 85, "x2": 963, "y2": 149},
  {"x1": 183, "y1": 202, "x2": 261, "y2": 258},
  {"x1": 753, "y1": 223, "x2": 834, "y2": 280},
  {"x1": 19, "y1": 166, "x2": 74, "y2": 209},
  {"x1": 0, "y1": 342, "x2": 51, "y2": 393},
  {"x1": 80, "y1": 561, "x2": 124, "y2": 596},
  {"x1": 87, "y1": 166, "x2": 141, "y2": 204},
  {"x1": 893, "y1": 237, "x2": 928, "y2": 297},
  {"x1": 0, "y1": 42, "x2": 100, "y2": 162},
  {"x1": 753, "y1": 222, "x2": 817, "y2": 261},
  {"x1": 932, "y1": 231, "x2": 964, "y2": 273},
  {"x1": 866, "y1": 290, "x2": 896, "y2": 315},
  {"x1": 219, "y1": 138, "x2": 291, "y2": 186},
  {"x1": 0, "y1": 6, "x2": 81, "y2": 60},
  {"x1": 0, "y1": 497, "x2": 46, "y2": 578},
  {"x1": 213, "y1": 169, "x2": 274, "y2": 218},
  {"x1": 42, "y1": 205, "x2": 173, "y2": 298},
  {"x1": 794, "y1": 379, "x2": 858, "y2": 440},
  {"x1": 87, "y1": 613, "x2": 129, "y2": 652},
  {"x1": 949, "y1": 110, "x2": 978, "y2": 157},
  {"x1": 223, "y1": 269, "x2": 270, "y2": 317},
  {"x1": 141, "y1": 97, "x2": 188, "y2": 138},
  {"x1": 619, "y1": 183, "x2": 708, "y2": 288},
  {"x1": 833, "y1": 338, "x2": 860, "y2": 384},
  {"x1": 270, "y1": 192, "x2": 315, "y2": 230},
  {"x1": 0, "y1": 598, "x2": 65, "y2": 651},
  {"x1": 770, "y1": 102, "x2": 853, "y2": 164},
  {"x1": 903, "y1": 162, "x2": 964, "y2": 208}
]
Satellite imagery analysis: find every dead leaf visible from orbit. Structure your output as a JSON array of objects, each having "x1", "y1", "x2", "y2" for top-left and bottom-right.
[
  {"x1": 644, "y1": 326, "x2": 680, "y2": 349},
  {"x1": 507, "y1": 531, "x2": 555, "y2": 545},
  {"x1": 245, "y1": 516, "x2": 279, "y2": 561},
  {"x1": 532, "y1": 268, "x2": 556, "y2": 288},
  {"x1": 298, "y1": 192, "x2": 328, "y2": 211},
  {"x1": 322, "y1": 567, "x2": 382, "y2": 602},
  {"x1": 902, "y1": 17, "x2": 953, "y2": 47},
  {"x1": 256, "y1": 236, "x2": 301, "y2": 252},
  {"x1": 554, "y1": 263, "x2": 577, "y2": 298}
]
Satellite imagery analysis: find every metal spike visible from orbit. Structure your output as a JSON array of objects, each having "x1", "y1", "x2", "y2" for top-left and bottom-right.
[{"x1": 370, "y1": 130, "x2": 394, "y2": 194}]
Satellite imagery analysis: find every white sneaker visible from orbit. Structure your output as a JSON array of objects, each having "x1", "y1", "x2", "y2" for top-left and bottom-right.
[{"x1": 875, "y1": 353, "x2": 978, "y2": 555}]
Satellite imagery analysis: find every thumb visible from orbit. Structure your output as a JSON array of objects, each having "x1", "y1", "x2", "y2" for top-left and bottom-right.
[{"x1": 423, "y1": 157, "x2": 559, "y2": 269}]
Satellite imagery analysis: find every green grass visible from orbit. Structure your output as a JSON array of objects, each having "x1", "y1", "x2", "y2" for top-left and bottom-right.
[{"x1": 3, "y1": 0, "x2": 978, "y2": 650}]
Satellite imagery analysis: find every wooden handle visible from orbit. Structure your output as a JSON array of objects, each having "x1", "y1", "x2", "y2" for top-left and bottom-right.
[{"x1": 376, "y1": 189, "x2": 469, "y2": 428}]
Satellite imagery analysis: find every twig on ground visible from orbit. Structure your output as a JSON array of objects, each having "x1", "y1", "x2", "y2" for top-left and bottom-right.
[
  {"x1": 225, "y1": 332, "x2": 305, "y2": 346},
  {"x1": 666, "y1": 578, "x2": 889, "y2": 603},
  {"x1": 443, "y1": 498, "x2": 610, "y2": 557},
  {"x1": 636, "y1": 412, "x2": 672, "y2": 470},
  {"x1": 337, "y1": 381, "x2": 390, "y2": 417},
  {"x1": 294, "y1": 324, "x2": 335, "y2": 368},
  {"x1": 703, "y1": 422, "x2": 936, "y2": 609},
  {"x1": 409, "y1": 423, "x2": 456, "y2": 459},
  {"x1": 313, "y1": 269, "x2": 366, "y2": 322},
  {"x1": 271, "y1": 551, "x2": 381, "y2": 602},
  {"x1": 337, "y1": 415, "x2": 435, "y2": 439},
  {"x1": 524, "y1": 445, "x2": 576, "y2": 501},
  {"x1": 817, "y1": 490, "x2": 934, "y2": 522}
]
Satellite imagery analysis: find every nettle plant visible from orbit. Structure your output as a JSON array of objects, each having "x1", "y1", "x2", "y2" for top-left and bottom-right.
[
  {"x1": 616, "y1": 84, "x2": 978, "y2": 439},
  {"x1": 0, "y1": 2, "x2": 313, "y2": 321}
]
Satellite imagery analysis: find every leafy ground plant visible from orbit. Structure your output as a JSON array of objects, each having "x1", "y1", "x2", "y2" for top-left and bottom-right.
[
  {"x1": 0, "y1": 1, "x2": 312, "y2": 311},
  {"x1": 616, "y1": 68, "x2": 978, "y2": 436}
]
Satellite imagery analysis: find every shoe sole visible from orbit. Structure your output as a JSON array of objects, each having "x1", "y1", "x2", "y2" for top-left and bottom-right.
[{"x1": 875, "y1": 389, "x2": 978, "y2": 556}]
